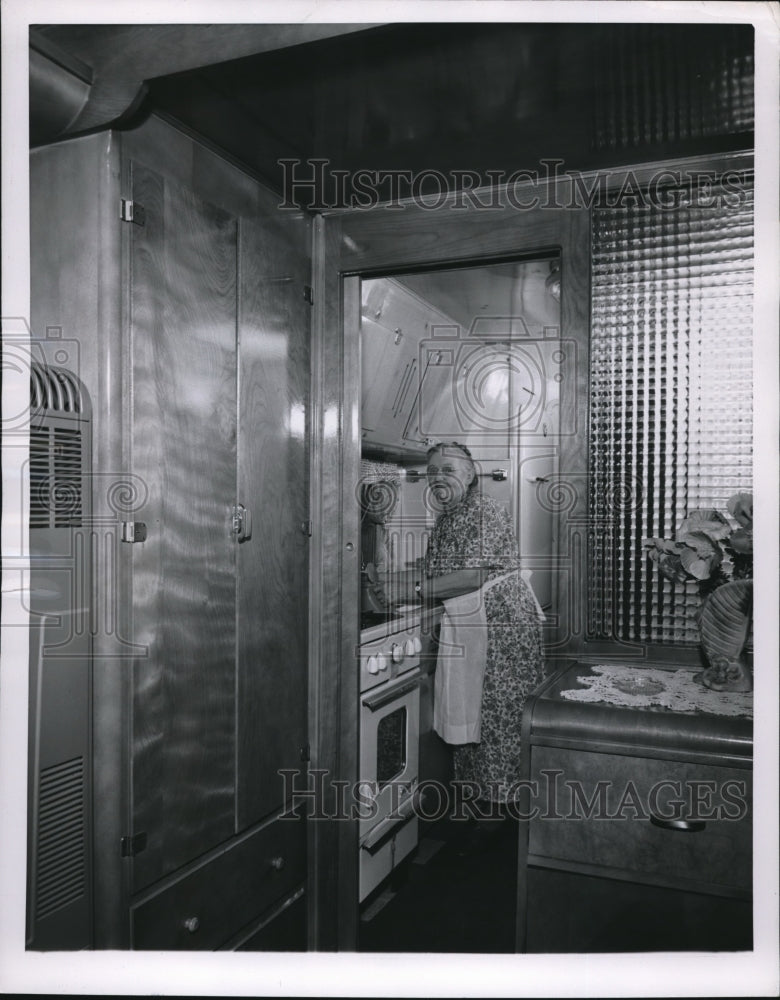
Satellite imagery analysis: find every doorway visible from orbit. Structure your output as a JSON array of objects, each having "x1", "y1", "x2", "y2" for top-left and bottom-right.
[
  {"x1": 308, "y1": 195, "x2": 589, "y2": 950},
  {"x1": 356, "y1": 255, "x2": 563, "y2": 951}
]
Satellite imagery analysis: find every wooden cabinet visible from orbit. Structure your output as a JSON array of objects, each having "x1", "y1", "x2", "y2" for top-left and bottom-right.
[
  {"x1": 517, "y1": 660, "x2": 753, "y2": 953},
  {"x1": 29, "y1": 117, "x2": 311, "y2": 949}
]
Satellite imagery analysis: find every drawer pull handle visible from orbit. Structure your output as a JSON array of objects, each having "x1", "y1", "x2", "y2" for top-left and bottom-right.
[
  {"x1": 183, "y1": 916, "x2": 200, "y2": 933},
  {"x1": 650, "y1": 815, "x2": 706, "y2": 833},
  {"x1": 269, "y1": 855, "x2": 285, "y2": 871}
]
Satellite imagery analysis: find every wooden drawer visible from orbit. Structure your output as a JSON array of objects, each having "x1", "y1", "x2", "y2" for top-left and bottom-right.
[
  {"x1": 527, "y1": 746, "x2": 751, "y2": 894},
  {"x1": 234, "y1": 890, "x2": 307, "y2": 951},
  {"x1": 131, "y1": 814, "x2": 305, "y2": 949}
]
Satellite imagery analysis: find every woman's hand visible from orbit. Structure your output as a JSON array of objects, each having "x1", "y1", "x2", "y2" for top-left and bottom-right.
[{"x1": 380, "y1": 567, "x2": 490, "y2": 605}]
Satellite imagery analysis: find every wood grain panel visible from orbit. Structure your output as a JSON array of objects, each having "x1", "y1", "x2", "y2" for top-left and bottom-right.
[
  {"x1": 528, "y1": 745, "x2": 752, "y2": 894},
  {"x1": 309, "y1": 216, "x2": 361, "y2": 950},
  {"x1": 236, "y1": 208, "x2": 311, "y2": 827},
  {"x1": 129, "y1": 162, "x2": 237, "y2": 890},
  {"x1": 339, "y1": 203, "x2": 567, "y2": 273},
  {"x1": 131, "y1": 813, "x2": 305, "y2": 950}
]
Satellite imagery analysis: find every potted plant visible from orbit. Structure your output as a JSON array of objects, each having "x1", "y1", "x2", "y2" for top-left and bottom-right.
[{"x1": 644, "y1": 493, "x2": 753, "y2": 692}]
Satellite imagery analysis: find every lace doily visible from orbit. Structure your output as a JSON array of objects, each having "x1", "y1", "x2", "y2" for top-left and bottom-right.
[{"x1": 559, "y1": 664, "x2": 753, "y2": 718}]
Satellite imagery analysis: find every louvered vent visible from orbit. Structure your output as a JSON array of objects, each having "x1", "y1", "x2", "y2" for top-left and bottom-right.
[
  {"x1": 29, "y1": 428, "x2": 51, "y2": 529},
  {"x1": 35, "y1": 757, "x2": 86, "y2": 921},
  {"x1": 29, "y1": 365, "x2": 85, "y2": 529},
  {"x1": 30, "y1": 365, "x2": 83, "y2": 414},
  {"x1": 53, "y1": 429, "x2": 83, "y2": 527}
]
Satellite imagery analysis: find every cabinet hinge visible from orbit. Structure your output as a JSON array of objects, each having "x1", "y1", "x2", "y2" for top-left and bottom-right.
[
  {"x1": 301, "y1": 520, "x2": 312, "y2": 537},
  {"x1": 303, "y1": 285, "x2": 314, "y2": 305},
  {"x1": 120, "y1": 199, "x2": 146, "y2": 226},
  {"x1": 120, "y1": 832, "x2": 147, "y2": 857},
  {"x1": 300, "y1": 743, "x2": 310, "y2": 763},
  {"x1": 121, "y1": 521, "x2": 147, "y2": 543}
]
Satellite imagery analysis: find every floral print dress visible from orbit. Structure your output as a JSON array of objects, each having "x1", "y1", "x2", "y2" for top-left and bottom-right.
[{"x1": 425, "y1": 487, "x2": 544, "y2": 804}]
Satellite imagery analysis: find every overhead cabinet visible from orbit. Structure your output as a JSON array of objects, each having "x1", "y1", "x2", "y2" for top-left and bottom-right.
[{"x1": 29, "y1": 120, "x2": 311, "y2": 949}]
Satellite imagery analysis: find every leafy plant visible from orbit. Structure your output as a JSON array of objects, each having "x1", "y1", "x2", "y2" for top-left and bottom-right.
[{"x1": 643, "y1": 493, "x2": 753, "y2": 597}]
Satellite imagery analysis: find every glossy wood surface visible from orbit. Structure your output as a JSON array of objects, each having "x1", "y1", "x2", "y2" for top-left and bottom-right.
[
  {"x1": 236, "y1": 207, "x2": 311, "y2": 828},
  {"x1": 129, "y1": 162, "x2": 237, "y2": 891},
  {"x1": 131, "y1": 813, "x2": 305, "y2": 949},
  {"x1": 30, "y1": 133, "x2": 131, "y2": 947},
  {"x1": 528, "y1": 745, "x2": 752, "y2": 894},
  {"x1": 308, "y1": 216, "x2": 361, "y2": 950},
  {"x1": 515, "y1": 661, "x2": 754, "y2": 951}
]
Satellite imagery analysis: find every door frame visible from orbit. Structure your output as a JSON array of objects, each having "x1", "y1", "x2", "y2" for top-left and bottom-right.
[{"x1": 308, "y1": 185, "x2": 590, "y2": 950}]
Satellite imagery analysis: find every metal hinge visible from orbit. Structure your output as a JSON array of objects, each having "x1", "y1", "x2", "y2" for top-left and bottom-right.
[
  {"x1": 121, "y1": 521, "x2": 147, "y2": 543},
  {"x1": 303, "y1": 285, "x2": 314, "y2": 305},
  {"x1": 120, "y1": 199, "x2": 146, "y2": 226},
  {"x1": 299, "y1": 743, "x2": 310, "y2": 763},
  {"x1": 301, "y1": 520, "x2": 312, "y2": 537},
  {"x1": 120, "y1": 832, "x2": 147, "y2": 857}
]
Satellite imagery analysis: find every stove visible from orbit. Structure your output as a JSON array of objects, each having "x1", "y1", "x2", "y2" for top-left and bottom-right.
[
  {"x1": 357, "y1": 606, "x2": 424, "y2": 902},
  {"x1": 359, "y1": 609, "x2": 404, "y2": 631}
]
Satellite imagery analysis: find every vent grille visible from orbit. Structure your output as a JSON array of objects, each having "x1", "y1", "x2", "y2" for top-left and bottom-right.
[
  {"x1": 29, "y1": 427, "x2": 51, "y2": 529},
  {"x1": 28, "y1": 427, "x2": 83, "y2": 529},
  {"x1": 30, "y1": 365, "x2": 83, "y2": 414},
  {"x1": 35, "y1": 757, "x2": 86, "y2": 921},
  {"x1": 53, "y1": 429, "x2": 83, "y2": 527}
]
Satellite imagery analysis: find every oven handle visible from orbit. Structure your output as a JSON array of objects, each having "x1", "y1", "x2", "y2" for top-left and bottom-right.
[
  {"x1": 360, "y1": 796, "x2": 417, "y2": 855},
  {"x1": 361, "y1": 670, "x2": 421, "y2": 712}
]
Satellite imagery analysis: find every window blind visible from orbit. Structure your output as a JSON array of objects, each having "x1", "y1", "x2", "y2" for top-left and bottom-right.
[{"x1": 588, "y1": 175, "x2": 753, "y2": 644}]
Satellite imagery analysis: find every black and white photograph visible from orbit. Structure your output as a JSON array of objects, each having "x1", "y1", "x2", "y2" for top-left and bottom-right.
[{"x1": 1, "y1": 1, "x2": 778, "y2": 996}]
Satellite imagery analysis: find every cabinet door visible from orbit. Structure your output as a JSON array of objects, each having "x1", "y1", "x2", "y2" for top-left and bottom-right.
[
  {"x1": 236, "y1": 211, "x2": 311, "y2": 827},
  {"x1": 129, "y1": 163, "x2": 238, "y2": 890}
]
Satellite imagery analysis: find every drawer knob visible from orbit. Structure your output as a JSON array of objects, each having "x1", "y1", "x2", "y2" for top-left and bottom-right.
[
  {"x1": 183, "y1": 916, "x2": 200, "y2": 933},
  {"x1": 269, "y1": 855, "x2": 285, "y2": 871},
  {"x1": 649, "y1": 815, "x2": 706, "y2": 833}
]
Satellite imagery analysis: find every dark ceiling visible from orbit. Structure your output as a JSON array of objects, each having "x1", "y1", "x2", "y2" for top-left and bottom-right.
[{"x1": 32, "y1": 22, "x2": 754, "y2": 207}]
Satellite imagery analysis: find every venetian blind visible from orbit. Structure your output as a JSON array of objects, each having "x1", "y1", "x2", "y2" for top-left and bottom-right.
[{"x1": 588, "y1": 174, "x2": 754, "y2": 644}]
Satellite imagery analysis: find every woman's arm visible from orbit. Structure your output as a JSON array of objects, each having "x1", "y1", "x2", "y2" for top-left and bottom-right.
[{"x1": 382, "y1": 567, "x2": 489, "y2": 604}]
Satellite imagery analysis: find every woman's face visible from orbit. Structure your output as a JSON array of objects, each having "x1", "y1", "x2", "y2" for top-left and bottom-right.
[{"x1": 426, "y1": 448, "x2": 475, "y2": 510}]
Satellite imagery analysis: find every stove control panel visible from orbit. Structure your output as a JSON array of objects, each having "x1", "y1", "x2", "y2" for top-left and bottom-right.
[{"x1": 359, "y1": 623, "x2": 422, "y2": 692}]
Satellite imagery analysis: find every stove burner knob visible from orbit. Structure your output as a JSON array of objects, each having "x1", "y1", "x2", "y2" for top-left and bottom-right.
[
  {"x1": 367, "y1": 655, "x2": 379, "y2": 675},
  {"x1": 391, "y1": 643, "x2": 404, "y2": 663},
  {"x1": 404, "y1": 638, "x2": 416, "y2": 657},
  {"x1": 413, "y1": 636, "x2": 422, "y2": 653},
  {"x1": 377, "y1": 653, "x2": 389, "y2": 671}
]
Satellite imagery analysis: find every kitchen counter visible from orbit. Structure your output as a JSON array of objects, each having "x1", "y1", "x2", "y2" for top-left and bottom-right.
[
  {"x1": 359, "y1": 603, "x2": 442, "y2": 650},
  {"x1": 517, "y1": 658, "x2": 754, "y2": 953}
]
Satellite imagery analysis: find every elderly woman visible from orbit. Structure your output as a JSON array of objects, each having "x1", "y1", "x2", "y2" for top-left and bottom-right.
[{"x1": 394, "y1": 442, "x2": 544, "y2": 822}]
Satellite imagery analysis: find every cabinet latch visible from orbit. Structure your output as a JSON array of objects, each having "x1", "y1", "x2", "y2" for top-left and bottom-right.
[
  {"x1": 120, "y1": 832, "x2": 147, "y2": 857},
  {"x1": 120, "y1": 199, "x2": 146, "y2": 226},
  {"x1": 231, "y1": 504, "x2": 253, "y2": 542},
  {"x1": 121, "y1": 521, "x2": 147, "y2": 543}
]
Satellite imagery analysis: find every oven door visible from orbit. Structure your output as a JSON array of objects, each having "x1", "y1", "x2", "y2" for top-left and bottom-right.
[{"x1": 359, "y1": 669, "x2": 421, "y2": 838}]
